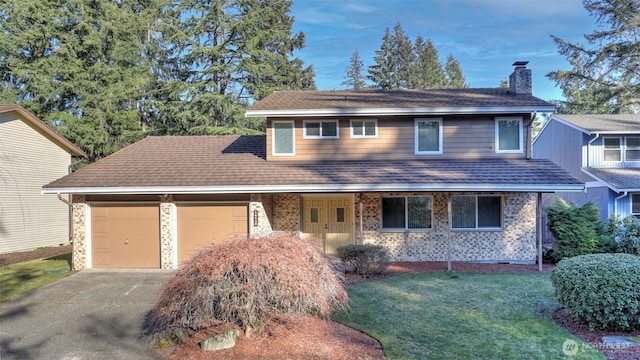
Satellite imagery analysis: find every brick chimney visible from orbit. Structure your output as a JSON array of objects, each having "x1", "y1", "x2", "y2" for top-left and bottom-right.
[{"x1": 509, "y1": 61, "x2": 532, "y2": 94}]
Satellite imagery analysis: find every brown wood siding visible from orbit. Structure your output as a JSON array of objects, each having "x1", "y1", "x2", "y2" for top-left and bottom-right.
[{"x1": 266, "y1": 114, "x2": 531, "y2": 161}]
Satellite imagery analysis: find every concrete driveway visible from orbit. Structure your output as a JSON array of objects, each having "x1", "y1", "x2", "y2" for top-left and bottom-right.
[{"x1": 0, "y1": 270, "x2": 175, "y2": 360}]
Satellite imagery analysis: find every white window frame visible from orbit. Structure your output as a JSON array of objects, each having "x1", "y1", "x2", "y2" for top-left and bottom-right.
[
  {"x1": 303, "y1": 120, "x2": 339, "y2": 139},
  {"x1": 271, "y1": 120, "x2": 295, "y2": 156},
  {"x1": 350, "y1": 119, "x2": 378, "y2": 138},
  {"x1": 625, "y1": 136, "x2": 640, "y2": 162},
  {"x1": 381, "y1": 196, "x2": 433, "y2": 231},
  {"x1": 495, "y1": 116, "x2": 524, "y2": 154},
  {"x1": 450, "y1": 195, "x2": 503, "y2": 230},
  {"x1": 414, "y1": 118, "x2": 443, "y2": 155},
  {"x1": 603, "y1": 136, "x2": 622, "y2": 162},
  {"x1": 632, "y1": 193, "x2": 640, "y2": 216}
]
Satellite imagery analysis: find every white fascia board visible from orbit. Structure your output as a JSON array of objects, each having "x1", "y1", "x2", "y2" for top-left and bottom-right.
[
  {"x1": 245, "y1": 106, "x2": 556, "y2": 118},
  {"x1": 581, "y1": 168, "x2": 619, "y2": 192},
  {"x1": 43, "y1": 182, "x2": 584, "y2": 195}
]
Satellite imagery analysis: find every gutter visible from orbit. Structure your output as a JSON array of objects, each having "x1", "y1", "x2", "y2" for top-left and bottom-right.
[
  {"x1": 43, "y1": 183, "x2": 585, "y2": 195},
  {"x1": 246, "y1": 106, "x2": 557, "y2": 118}
]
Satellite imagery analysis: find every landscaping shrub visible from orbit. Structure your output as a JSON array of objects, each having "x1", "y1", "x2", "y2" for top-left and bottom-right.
[
  {"x1": 551, "y1": 253, "x2": 640, "y2": 331},
  {"x1": 607, "y1": 215, "x2": 640, "y2": 255},
  {"x1": 336, "y1": 244, "x2": 389, "y2": 275},
  {"x1": 545, "y1": 199, "x2": 611, "y2": 262},
  {"x1": 146, "y1": 234, "x2": 349, "y2": 340}
]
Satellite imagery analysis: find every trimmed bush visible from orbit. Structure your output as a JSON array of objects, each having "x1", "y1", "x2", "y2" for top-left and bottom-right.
[
  {"x1": 146, "y1": 234, "x2": 349, "y2": 340},
  {"x1": 551, "y1": 253, "x2": 640, "y2": 331},
  {"x1": 545, "y1": 199, "x2": 610, "y2": 262},
  {"x1": 608, "y1": 215, "x2": 640, "y2": 255},
  {"x1": 336, "y1": 244, "x2": 389, "y2": 275}
]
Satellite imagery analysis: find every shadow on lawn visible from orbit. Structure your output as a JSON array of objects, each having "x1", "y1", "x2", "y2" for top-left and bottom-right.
[{"x1": 45, "y1": 253, "x2": 72, "y2": 270}]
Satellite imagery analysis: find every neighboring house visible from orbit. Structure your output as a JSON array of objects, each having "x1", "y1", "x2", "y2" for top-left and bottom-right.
[
  {"x1": 0, "y1": 105, "x2": 86, "y2": 254},
  {"x1": 43, "y1": 62, "x2": 583, "y2": 270},
  {"x1": 534, "y1": 114, "x2": 640, "y2": 221}
]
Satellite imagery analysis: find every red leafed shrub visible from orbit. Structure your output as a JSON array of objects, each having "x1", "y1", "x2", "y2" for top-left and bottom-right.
[{"x1": 146, "y1": 234, "x2": 349, "y2": 340}]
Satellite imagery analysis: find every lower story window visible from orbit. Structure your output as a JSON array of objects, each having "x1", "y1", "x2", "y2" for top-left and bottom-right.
[
  {"x1": 451, "y1": 195, "x2": 502, "y2": 229},
  {"x1": 382, "y1": 196, "x2": 432, "y2": 230}
]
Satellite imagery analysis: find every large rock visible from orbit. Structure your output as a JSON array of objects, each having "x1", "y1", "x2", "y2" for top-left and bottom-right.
[{"x1": 199, "y1": 328, "x2": 240, "y2": 351}]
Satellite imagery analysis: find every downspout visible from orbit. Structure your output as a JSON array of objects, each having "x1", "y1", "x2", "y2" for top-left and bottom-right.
[
  {"x1": 614, "y1": 191, "x2": 628, "y2": 217},
  {"x1": 55, "y1": 158, "x2": 83, "y2": 271},
  {"x1": 587, "y1": 133, "x2": 600, "y2": 169}
]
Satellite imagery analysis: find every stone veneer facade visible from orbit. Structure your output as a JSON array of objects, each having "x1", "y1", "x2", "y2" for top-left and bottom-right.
[{"x1": 70, "y1": 191, "x2": 537, "y2": 270}]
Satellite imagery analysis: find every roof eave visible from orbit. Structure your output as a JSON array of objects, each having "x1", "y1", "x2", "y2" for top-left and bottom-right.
[
  {"x1": 42, "y1": 183, "x2": 584, "y2": 195},
  {"x1": 245, "y1": 106, "x2": 556, "y2": 118}
]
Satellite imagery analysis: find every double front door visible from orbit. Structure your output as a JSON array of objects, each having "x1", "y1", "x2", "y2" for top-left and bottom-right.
[{"x1": 302, "y1": 195, "x2": 354, "y2": 253}]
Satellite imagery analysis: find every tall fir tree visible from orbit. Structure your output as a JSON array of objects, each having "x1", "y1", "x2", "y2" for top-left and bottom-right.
[
  {"x1": 444, "y1": 54, "x2": 468, "y2": 88},
  {"x1": 547, "y1": 0, "x2": 640, "y2": 113},
  {"x1": 367, "y1": 27, "x2": 396, "y2": 90},
  {"x1": 391, "y1": 22, "x2": 416, "y2": 89},
  {"x1": 341, "y1": 49, "x2": 368, "y2": 90},
  {"x1": 412, "y1": 35, "x2": 445, "y2": 89}
]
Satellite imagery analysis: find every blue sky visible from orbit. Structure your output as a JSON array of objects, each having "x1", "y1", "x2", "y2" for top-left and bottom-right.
[{"x1": 290, "y1": 0, "x2": 596, "y2": 101}]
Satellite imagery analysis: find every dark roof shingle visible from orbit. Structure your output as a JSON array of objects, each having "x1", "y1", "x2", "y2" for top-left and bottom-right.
[
  {"x1": 554, "y1": 114, "x2": 640, "y2": 133},
  {"x1": 44, "y1": 135, "x2": 582, "y2": 193}
]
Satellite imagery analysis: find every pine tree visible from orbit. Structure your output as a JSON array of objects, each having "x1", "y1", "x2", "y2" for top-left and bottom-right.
[
  {"x1": 444, "y1": 54, "x2": 468, "y2": 88},
  {"x1": 341, "y1": 49, "x2": 368, "y2": 90},
  {"x1": 412, "y1": 35, "x2": 445, "y2": 89},
  {"x1": 547, "y1": 0, "x2": 640, "y2": 113},
  {"x1": 391, "y1": 22, "x2": 415, "y2": 89}
]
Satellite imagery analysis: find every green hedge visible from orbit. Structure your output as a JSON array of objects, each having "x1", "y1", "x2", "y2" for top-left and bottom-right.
[
  {"x1": 336, "y1": 244, "x2": 389, "y2": 275},
  {"x1": 551, "y1": 253, "x2": 640, "y2": 331}
]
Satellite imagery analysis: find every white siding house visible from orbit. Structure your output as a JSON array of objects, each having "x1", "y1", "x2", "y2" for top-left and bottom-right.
[{"x1": 0, "y1": 105, "x2": 86, "y2": 253}]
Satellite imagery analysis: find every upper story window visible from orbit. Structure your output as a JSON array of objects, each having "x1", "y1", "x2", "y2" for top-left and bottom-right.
[
  {"x1": 303, "y1": 120, "x2": 339, "y2": 139},
  {"x1": 381, "y1": 196, "x2": 433, "y2": 230},
  {"x1": 272, "y1": 121, "x2": 295, "y2": 156},
  {"x1": 415, "y1": 118, "x2": 443, "y2": 155},
  {"x1": 603, "y1": 137, "x2": 621, "y2": 162},
  {"x1": 495, "y1": 117, "x2": 523, "y2": 153},
  {"x1": 350, "y1": 119, "x2": 377, "y2": 138},
  {"x1": 626, "y1": 137, "x2": 640, "y2": 161},
  {"x1": 451, "y1": 195, "x2": 502, "y2": 230}
]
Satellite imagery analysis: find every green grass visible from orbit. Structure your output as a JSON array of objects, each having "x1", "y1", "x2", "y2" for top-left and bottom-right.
[
  {"x1": 333, "y1": 272, "x2": 605, "y2": 360},
  {"x1": 0, "y1": 253, "x2": 75, "y2": 302}
]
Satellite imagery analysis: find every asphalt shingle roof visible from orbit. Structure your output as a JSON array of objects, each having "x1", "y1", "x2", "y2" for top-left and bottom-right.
[
  {"x1": 585, "y1": 167, "x2": 640, "y2": 191},
  {"x1": 246, "y1": 89, "x2": 554, "y2": 115},
  {"x1": 44, "y1": 135, "x2": 582, "y2": 193},
  {"x1": 554, "y1": 114, "x2": 640, "y2": 133}
]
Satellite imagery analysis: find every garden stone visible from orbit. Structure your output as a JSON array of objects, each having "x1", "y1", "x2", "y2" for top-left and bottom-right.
[
  {"x1": 602, "y1": 336, "x2": 640, "y2": 348},
  {"x1": 199, "y1": 328, "x2": 240, "y2": 351}
]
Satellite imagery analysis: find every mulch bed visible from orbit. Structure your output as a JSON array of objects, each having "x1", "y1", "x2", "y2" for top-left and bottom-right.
[{"x1": 0, "y1": 245, "x2": 72, "y2": 266}]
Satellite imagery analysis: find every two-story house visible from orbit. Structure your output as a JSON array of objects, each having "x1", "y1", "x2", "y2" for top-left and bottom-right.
[
  {"x1": 43, "y1": 63, "x2": 583, "y2": 270},
  {"x1": 533, "y1": 114, "x2": 640, "y2": 221},
  {"x1": 0, "y1": 105, "x2": 86, "y2": 254}
]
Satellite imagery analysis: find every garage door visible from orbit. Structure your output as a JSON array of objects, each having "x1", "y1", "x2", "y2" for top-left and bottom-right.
[
  {"x1": 91, "y1": 204, "x2": 160, "y2": 268},
  {"x1": 177, "y1": 204, "x2": 248, "y2": 264}
]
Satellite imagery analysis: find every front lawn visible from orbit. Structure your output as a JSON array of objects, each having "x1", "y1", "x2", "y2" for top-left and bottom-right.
[
  {"x1": 334, "y1": 272, "x2": 605, "y2": 359},
  {"x1": 0, "y1": 253, "x2": 74, "y2": 302}
]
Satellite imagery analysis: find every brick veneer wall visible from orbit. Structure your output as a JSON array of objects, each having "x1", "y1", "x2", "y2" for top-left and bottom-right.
[
  {"x1": 271, "y1": 193, "x2": 301, "y2": 235},
  {"x1": 159, "y1": 197, "x2": 175, "y2": 269},
  {"x1": 71, "y1": 195, "x2": 87, "y2": 270},
  {"x1": 250, "y1": 193, "x2": 274, "y2": 238},
  {"x1": 356, "y1": 192, "x2": 537, "y2": 263}
]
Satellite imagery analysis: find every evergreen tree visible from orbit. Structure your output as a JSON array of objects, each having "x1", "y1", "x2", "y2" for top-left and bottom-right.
[
  {"x1": 444, "y1": 54, "x2": 468, "y2": 88},
  {"x1": 367, "y1": 28, "x2": 396, "y2": 90},
  {"x1": 391, "y1": 22, "x2": 415, "y2": 89},
  {"x1": 412, "y1": 35, "x2": 445, "y2": 89},
  {"x1": 547, "y1": 0, "x2": 640, "y2": 113},
  {"x1": 341, "y1": 49, "x2": 368, "y2": 90}
]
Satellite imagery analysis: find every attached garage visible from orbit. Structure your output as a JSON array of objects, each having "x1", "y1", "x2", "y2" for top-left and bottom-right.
[
  {"x1": 91, "y1": 204, "x2": 160, "y2": 268},
  {"x1": 177, "y1": 204, "x2": 248, "y2": 264}
]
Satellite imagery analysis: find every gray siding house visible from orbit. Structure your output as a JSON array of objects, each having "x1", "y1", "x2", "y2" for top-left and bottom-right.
[
  {"x1": 533, "y1": 114, "x2": 640, "y2": 220},
  {"x1": 0, "y1": 105, "x2": 86, "y2": 254}
]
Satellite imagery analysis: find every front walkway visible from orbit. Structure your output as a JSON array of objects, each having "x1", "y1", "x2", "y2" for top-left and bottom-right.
[{"x1": 0, "y1": 270, "x2": 174, "y2": 360}]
